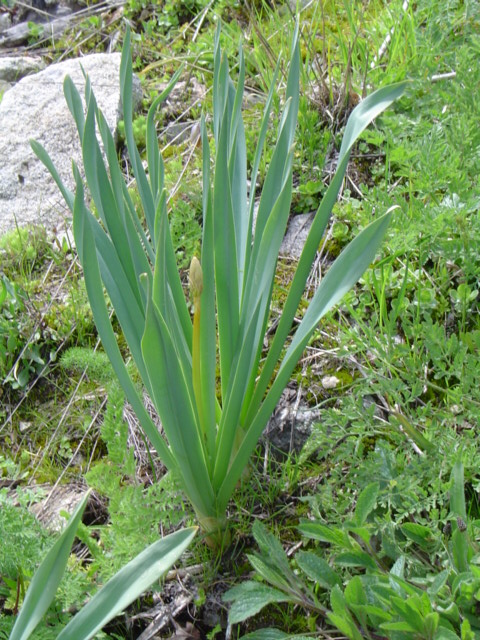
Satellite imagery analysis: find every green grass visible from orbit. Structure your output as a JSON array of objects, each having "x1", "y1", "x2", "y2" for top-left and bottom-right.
[{"x1": 1, "y1": 0, "x2": 480, "y2": 637}]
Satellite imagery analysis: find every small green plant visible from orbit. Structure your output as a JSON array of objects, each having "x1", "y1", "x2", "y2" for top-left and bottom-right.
[
  {"x1": 224, "y1": 461, "x2": 480, "y2": 640},
  {"x1": 26, "y1": 21, "x2": 44, "y2": 44},
  {"x1": 85, "y1": 381, "x2": 187, "y2": 579},
  {"x1": 0, "y1": 275, "x2": 45, "y2": 390},
  {"x1": 8, "y1": 491, "x2": 197, "y2": 640},
  {"x1": 32, "y1": 23, "x2": 406, "y2": 545},
  {"x1": 0, "y1": 491, "x2": 52, "y2": 616}
]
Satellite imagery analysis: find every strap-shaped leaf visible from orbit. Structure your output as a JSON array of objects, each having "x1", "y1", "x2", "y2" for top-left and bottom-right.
[
  {"x1": 146, "y1": 65, "x2": 183, "y2": 209},
  {"x1": 72, "y1": 165, "x2": 176, "y2": 470},
  {"x1": 228, "y1": 46, "x2": 248, "y2": 288},
  {"x1": 141, "y1": 292, "x2": 215, "y2": 517},
  {"x1": 63, "y1": 73, "x2": 86, "y2": 141},
  {"x1": 198, "y1": 117, "x2": 218, "y2": 463},
  {"x1": 213, "y1": 164, "x2": 294, "y2": 487},
  {"x1": 214, "y1": 96, "x2": 240, "y2": 398},
  {"x1": 56, "y1": 527, "x2": 197, "y2": 640},
  {"x1": 8, "y1": 492, "x2": 90, "y2": 640},
  {"x1": 29, "y1": 140, "x2": 74, "y2": 212},
  {"x1": 219, "y1": 210, "x2": 394, "y2": 511},
  {"x1": 120, "y1": 26, "x2": 156, "y2": 240},
  {"x1": 245, "y1": 81, "x2": 408, "y2": 425}
]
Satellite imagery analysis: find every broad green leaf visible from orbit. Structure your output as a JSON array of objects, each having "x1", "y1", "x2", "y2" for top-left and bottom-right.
[
  {"x1": 327, "y1": 612, "x2": 363, "y2": 640},
  {"x1": 295, "y1": 551, "x2": 341, "y2": 589},
  {"x1": 401, "y1": 522, "x2": 436, "y2": 547},
  {"x1": 298, "y1": 521, "x2": 352, "y2": 548},
  {"x1": 450, "y1": 461, "x2": 468, "y2": 573},
  {"x1": 380, "y1": 620, "x2": 421, "y2": 632},
  {"x1": 345, "y1": 576, "x2": 367, "y2": 606},
  {"x1": 251, "y1": 520, "x2": 294, "y2": 583},
  {"x1": 224, "y1": 582, "x2": 291, "y2": 625},
  {"x1": 335, "y1": 550, "x2": 377, "y2": 570},
  {"x1": 330, "y1": 584, "x2": 347, "y2": 615},
  {"x1": 241, "y1": 630, "x2": 288, "y2": 640},
  {"x1": 248, "y1": 555, "x2": 294, "y2": 593},
  {"x1": 9, "y1": 492, "x2": 90, "y2": 640},
  {"x1": 435, "y1": 629, "x2": 462, "y2": 640},
  {"x1": 388, "y1": 596, "x2": 425, "y2": 633},
  {"x1": 57, "y1": 527, "x2": 197, "y2": 640},
  {"x1": 360, "y1": 604, "x2": 392, "y2": 621},
  {"x1": 353, "y1": 482, "x2": 379, "y2": 526},
  {"x1": 452, "y1": 529, "x2": 469, "y2": 575},
  {"x1": 450, "y1": 461, "x2": 467, "y2": 518},
  {"x1": 428, "y1": 569, "x2": 449, "y2": 597}
]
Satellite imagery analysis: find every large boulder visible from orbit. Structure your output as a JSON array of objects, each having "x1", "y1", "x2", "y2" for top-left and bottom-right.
[{"x1": 0, "y1": 52, "x2": 136, "y2": 236}]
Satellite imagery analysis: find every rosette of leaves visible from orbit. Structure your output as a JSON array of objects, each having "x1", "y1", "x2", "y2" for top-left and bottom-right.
[{"x1": 32, "y1": 23, "x2": 406, "y2": 545}]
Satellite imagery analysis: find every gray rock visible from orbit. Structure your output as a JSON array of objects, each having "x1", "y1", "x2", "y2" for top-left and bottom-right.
[
  {"x1": 0, "y1": 56, "x2": 46, "y2": 83},
  {"x1": 0, "y1": 13, "x2": 71, "y2": 47},
  {"x1": 0, "y1": 79, "x2": 11, "y2": 95},
  {"x1": 280, "y1": 211, "x2": 315, "y2": 258},
  {"x1": 0, "y1": 12, "x2": 12, "y2": 32},
  {"x1": 263, "y1": 386, "x2": 321, "y2": 453},
  {"x1": 0, "y1": 52, "x2": 141, "y2": 236}
]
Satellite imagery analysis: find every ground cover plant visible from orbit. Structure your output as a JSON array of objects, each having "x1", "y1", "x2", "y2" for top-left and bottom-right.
[{"x1": 1, "y1": 0, "x2": 480, "y2": 637}]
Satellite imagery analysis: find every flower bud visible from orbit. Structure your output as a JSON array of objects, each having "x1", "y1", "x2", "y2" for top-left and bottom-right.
[{"x1": 189, "y1": 256, "x2": 203, "y2": 299}]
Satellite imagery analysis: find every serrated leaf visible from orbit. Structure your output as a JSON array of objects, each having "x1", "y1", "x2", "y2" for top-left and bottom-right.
[
  {"x1": 224, "y1": 582, "x2": 291, "y2": 625},
  {"x1": 251, "y1": 520, "x2": 293, "y2": 580},
  {"x1": 330, "y1": 584, "x2": 347, "y2": 615},
  {"x1": 327, "y1": 612, "x2": 363, "y2": 640},
  {"x1": 248, "y1": 554, "x2": 293, "y2": 592},
  {"x1": 345, "y1": 576, "x2": 367, "y2": 606}
]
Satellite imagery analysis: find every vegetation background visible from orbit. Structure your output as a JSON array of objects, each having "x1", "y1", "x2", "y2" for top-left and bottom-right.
[{"x1": 1, "y1": 0, "x2": 479, "y2": 638}]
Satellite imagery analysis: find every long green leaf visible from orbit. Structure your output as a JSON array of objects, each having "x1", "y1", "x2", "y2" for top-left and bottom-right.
[
  {"x1": 141, "y1": 293, "x2": 215, "y2": 517},
  {"x1": 245, "y1": 82, "x2": 408, "y2": 426},
  {"x1": 29, "y1": 140, "x2": 74, "y2": 212},
  {"x1": 120, "y1": 26, "x2": 156, "y2": 240},
  {"x1": 198, "y1": 116, "x2": 218, "y2": 462},
  {"x1": 57, "y1": 527, "x2": 197, "y2": 640},
  {"x1": 72, "y1": 166, "x2": 176, "y2": 471},
  {"x1": 214, "y1": 91, "x2": 240, "y2": 398},
  {"x1": 9, "y1": 492, "x2": 90, "y2": 640},
  {"x1": 219, "y1": 210, "x2": 394, "y2": 509}
]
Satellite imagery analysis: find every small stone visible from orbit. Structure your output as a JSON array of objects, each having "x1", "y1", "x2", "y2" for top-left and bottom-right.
[
  {"x1": 0, "y1": 12, "x2": 12, "y2": 32},
  {"x1": 0, "y1": 56, "x2": 46, "y2": 83}
]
